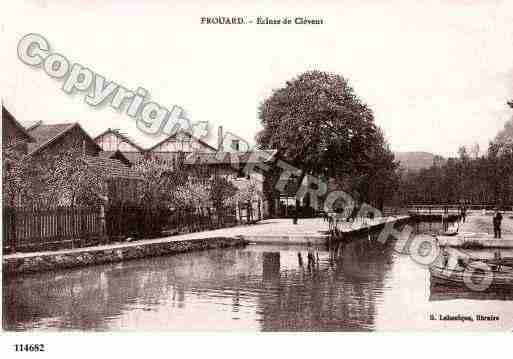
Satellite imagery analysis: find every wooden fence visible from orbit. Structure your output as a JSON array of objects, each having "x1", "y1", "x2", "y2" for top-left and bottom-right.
[
  {"x1": 3, "y1": 206, "x2": 104, "y2": 253},
  {"x1": 3, "y1": 202, "x2": 259, "y2": 253},
  {"x1": 105, "y1": 205, "x2": 242, "y2": 239}
]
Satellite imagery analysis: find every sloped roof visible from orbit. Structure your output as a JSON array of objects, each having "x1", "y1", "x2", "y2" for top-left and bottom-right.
[
  {"x1": 184, "y1": 150, "x2": 277, "y2": 166},
  {"x1": 99, "y1": 150, "x2": 131, "y2": 166},
  {"x1": 2, "y1": 106, "x2": 35, "y2": 143},
  {"x1": 99, "y1": 151, "x2": 117, "y2": 158},
  {"x1": 94, "y1": 128, "x2": 145, "y2": 152},
  {"x1": 121, "y1": 151, "x2": 147, "y2": 165},
  {"x1": 82, "y1": 155, "x2": 142, "y2": 179},
  {"x1": 27, "y1": 122, "x2": 102, "y2": 155},
  {"x1": 148, "y1": 130, "x2": 217, "y2": 152}
]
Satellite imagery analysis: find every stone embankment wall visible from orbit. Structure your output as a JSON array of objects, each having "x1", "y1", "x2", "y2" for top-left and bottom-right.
[{"x1": 3, "y1": 237, "x2": 247, "y2": 275}]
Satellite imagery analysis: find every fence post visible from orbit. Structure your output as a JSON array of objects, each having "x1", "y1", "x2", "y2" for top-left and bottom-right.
[
  {"x1": 6, "y1": 207, "x2": 17, "y2": 253},
  {"x1": 206, "y1": 207, "x2": 212, "y2": 229}
]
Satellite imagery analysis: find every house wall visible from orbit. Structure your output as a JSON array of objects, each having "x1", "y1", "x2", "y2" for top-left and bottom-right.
[
  {"x1": 96, "y1": 132, "x2": 141, "y2": 152},
  {"x1": 152, "y1": 133, "x2": 215, "y2": 153}
]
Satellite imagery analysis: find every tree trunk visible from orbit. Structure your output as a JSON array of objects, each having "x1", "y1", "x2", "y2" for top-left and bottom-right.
[{"x1": 292, "y1": 171, "x2": 306, "y2": 225}]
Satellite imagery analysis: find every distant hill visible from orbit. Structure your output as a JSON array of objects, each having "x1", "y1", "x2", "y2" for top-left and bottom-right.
[{"x1": 394, "y1": 151, "x2": 444, "y2": 172}]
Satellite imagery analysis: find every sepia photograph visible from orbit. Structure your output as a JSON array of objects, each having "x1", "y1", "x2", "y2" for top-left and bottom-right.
[{"x1": 1, "y1": 0, "x2": 512, "y2": 350}]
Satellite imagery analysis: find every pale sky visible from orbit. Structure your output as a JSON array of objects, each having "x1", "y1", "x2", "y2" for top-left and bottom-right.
[{"x1": 2, "y1": 0, "x2": 513, "y2": 157}]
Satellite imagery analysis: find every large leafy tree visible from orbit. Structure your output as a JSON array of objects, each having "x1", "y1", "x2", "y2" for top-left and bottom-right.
[
  {"x1": 210, "y1": 176, "x2": 238, "y2": 210},
  {"x1": 132, "y1": 156, "x2": 181, "y2": 209},
  {"x1": 2, "y1": 144, "x2": 104, "y2": 208},
  {"x1": 257, "y1": 70, "x2": 398, "y2": 212},
  {"x1": 40, "y1": 147, "x2": 105, "y2": 207},
  {"x1": 2, "y1": 145, "x2": 42, "y2": 206}
]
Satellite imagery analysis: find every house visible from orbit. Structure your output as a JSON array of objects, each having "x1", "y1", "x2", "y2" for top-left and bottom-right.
[
  {"x1": 27, "y1": 122, "x2": 102, "y2": 158},
  {"x1": 2, "y1": 106, "x2": 35, "y2": 154},
  {"x1": 94, "y1": 128, "x2": 146, "y2": 165},
  {"x1": 184, "y1": 149, "x2": 277, "y2": 218},
  {"x1": 27, "y1": 122, "x2": 141, "y2": 203},
  {"x1": 216, "y1": 126, "x2": 250, "y2": 152},
  {"x1": 184, "y1": 150, "x2": 276, "y2": 179},
  {"x1": 146, "y1": 129, "x2": 217, "y2": 166}
]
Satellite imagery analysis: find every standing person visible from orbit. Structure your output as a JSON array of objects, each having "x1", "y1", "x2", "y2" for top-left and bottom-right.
[
  {"x1": 460, "y1": 205, "x2": 467, "y2": 223},
  {"x1": 493, "y1": 208, "x2": 503, "y2": 239}
]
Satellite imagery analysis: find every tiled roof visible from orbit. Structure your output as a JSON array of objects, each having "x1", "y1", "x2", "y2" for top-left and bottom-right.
[
  {"x1": 26, "y1": 122, "x2": 104, "y2": 155},
  {"x1": 2, "y1": 106, "x2": 35, "y2": 143},
  {"x1": 184, "y1": 150, "x2": 276, "y2": 166},
  {"x1": 27, "y1": 123, "x2": 75, "y2": 154},
  {"x1": 82, "y1": 155, "x2": 142, "y2": 179}
]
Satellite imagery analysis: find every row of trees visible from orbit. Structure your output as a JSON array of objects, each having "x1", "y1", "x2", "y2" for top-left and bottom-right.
[
  {"x1": 6, "y1": 71, "x2": 508, "y2": 218},
  {"x1": 133, "y1": 156, "x2": 262, "y2": 213},
  {"x1": 2, "y1": 145, "x2": 263, "y2": 215},
  {"x1": 257, "y1": 71, "x2": 400, "y2": 214},
  {"x1": 256, "y1": 71, "x2": 513, "y2": 214},
  {"x1": 398, "y1": 101, "x2": 513, "y2": 206}
]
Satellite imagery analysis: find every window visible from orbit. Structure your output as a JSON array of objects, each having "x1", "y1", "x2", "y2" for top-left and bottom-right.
[{"x1": 231, "y1": 139, "x2": 240, "y2": 151}]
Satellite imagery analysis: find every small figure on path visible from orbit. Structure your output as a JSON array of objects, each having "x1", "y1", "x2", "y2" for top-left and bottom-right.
[
  {"x1": 460, "y1": 205, "x2": 467, "y2": 223},
  {"x1": 442, "y1": 248, "x2": 450, "y2": 268},
  {"x1": 493, "y1": 208, "x2": 503, "y2": 239}
]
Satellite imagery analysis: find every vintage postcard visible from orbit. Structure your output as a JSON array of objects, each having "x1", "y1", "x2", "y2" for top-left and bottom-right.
[{"x1": 2, "y1": 0, "x2": 513, "y2": 345}]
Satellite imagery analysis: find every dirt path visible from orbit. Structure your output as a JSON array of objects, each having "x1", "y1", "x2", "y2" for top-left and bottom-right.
[{"x1": 459, "y1": 212, "x2": 513, "y2": 235}]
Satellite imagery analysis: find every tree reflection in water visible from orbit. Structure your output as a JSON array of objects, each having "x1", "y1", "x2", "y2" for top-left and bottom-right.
[
  {"x1": 256, "y1": 238, "x2": 394, "y2": 331},
  {"x1": 3, "y1": 241, "x2": 393, "y2": 331},
  {"x1": 3, "y1": 222, "x2": 512, "y2": 331}
]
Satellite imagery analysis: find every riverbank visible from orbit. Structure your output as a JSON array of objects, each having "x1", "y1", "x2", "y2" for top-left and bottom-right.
[
  {"x1": 6, "y1": 235, "x2": 512, "y2": 331},
  {"x1": 239, "y1": 216, "x2": 410, "y2": 244},
  {"x1": 437, "y1": 211, "x2": 513, "y2": 248},
  {"x1": 3, "y1": 216, "x2": 409, "y2": 274},
  {"x1": 3, "y1": 236, "x2": 248, "y2": 275}
]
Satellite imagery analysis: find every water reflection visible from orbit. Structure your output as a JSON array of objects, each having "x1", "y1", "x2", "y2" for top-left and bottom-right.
[
  {"x1": 3, "y1": 221, "x2": 513, "y2": 331},
  {"x1": 254, "y1": 239, "x2": 394, "y2": 331},
  {"x1": 429, "y1": 283, "x2": 513, "y2": 302}
]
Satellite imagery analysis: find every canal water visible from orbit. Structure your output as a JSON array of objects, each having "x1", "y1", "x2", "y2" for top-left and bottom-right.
[{"x1": 3, "y1": 222, "x2": 513, "y2": 331}]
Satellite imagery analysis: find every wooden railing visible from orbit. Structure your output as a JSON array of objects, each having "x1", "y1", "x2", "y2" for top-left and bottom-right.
[
  {"x1": 3, "y1": 202, "x2": 261, "y2": 253},
  {"x1": 405, "y1": 204, "x2": 513, "y2": 212},
  {"x1": 3, "y1": 206, "x2": 103, "y2": 253}
]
